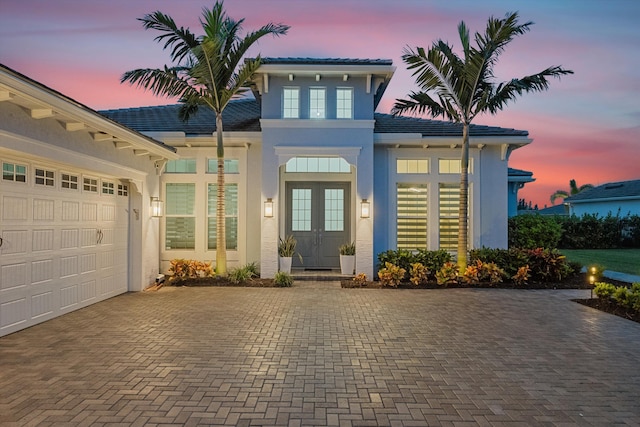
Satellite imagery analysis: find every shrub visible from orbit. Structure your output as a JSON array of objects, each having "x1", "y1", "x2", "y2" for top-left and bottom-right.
[
  {"x1": 352, "y1": 273, "x2": 368, "y2": 286},
  {"x1": 470, "y1": 247, "x2": 528, "y2": 278},
  {"x1": 478, "y1": 261, "x2": 505, "y2": 285},
  {"x1": 227, "y1": 265, "x2": 255, "y2": 284},
  {"x1": 523, "y1": 248, "x2": 573, "y2": 282},
  {"x1": 377, "y1": 249, "x2": 451, "y2": 282},
  {"x1": 461, "y1": 262, "x2": 480, "y2": 285},
  {"x1": 414, "y1": 249, "x2": 452, "y2": 277},
  {"x1": 169, "y1": 259, "x2": 214, "y2": 279},
  {"x1": 436, "y1": 261, "x2": 459, "y2": 286},
  {"x1": 594, "y1": 282, "x2": 640, "y2": 313},
  {"x1": 377, "y1": 250, "x2": 414, "y2": 281},
  {"x1": 508, "y1": 214, "x2": 562, "y2": 249},
  {"x1": 512, "y1": 265, "x2": 530, "y2": 286},
  {"x1": 409, "y1": 263, "x2": 429, "y2": 286},
  {"x1": 378, "y1": 262, "x2": 406, "y2": 287},
  {"x1": 593, "y1": 282, "x2": 617, "y2": 299},
  {"x1": 274, "y1": 271, "x2": 293, "y2": 287}
]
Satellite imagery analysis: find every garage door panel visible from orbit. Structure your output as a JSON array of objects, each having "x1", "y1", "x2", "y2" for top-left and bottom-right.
[
  {"x1": 0, "y1": 230, "x2": 29, "y2": 254},
  {"x1": 2, "y1": 195, "x2": 28, "y2": 221},
  {"x1": 0, "y1": 296, "x2": 27, "y2": 331},
  {"x1": 61, "y1": 201, "x2": 79, "y2": 221},
  {"x1": 82, "y1": 203, "x2": 98, "y2": 221},
  {"x1": 60, "y1": 283, "x2": 78, "y2": 311},
  {"x1": 32, "y1": 229, "x2": 55, "y2": 252},
  {"x1": 60, "y1": 228, "x2": 79, "y2": 249},
  {"x1": 33, "y1": 198, "x2": 55, "y2": 221},
  {"x1": 1, "y1": 262, "x2": 27, "y2": 291},
  {"x1": 30, "y1": 289, "x2": 55, "y2": 320}
]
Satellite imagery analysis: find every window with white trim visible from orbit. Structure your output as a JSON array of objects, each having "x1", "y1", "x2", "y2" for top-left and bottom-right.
[
  {"x1": 309, "y1": 87, "x2": 326, "y2": 119},
  {"x1": 102, "y1": 181, "x2": 115, "y2": 195},
  {"x1": 397, "y1": 184, "x2": 428, "y2": 249},
  {"x1": 207, "y1": 159, "x2": 239, "y2": 174},
  {"x1": 117, "y1": 184, "x2": 128, "y2": 196},
  {"x1": 336, "y1": 87, "x2": 353, "y2": 119},
  {"x1": 83, "y1": 177, "x2": 98, "y2": 193},
  {"x1": 285, "y1": 157, "x2": 351, "y2": 173},
  {"x1": 283, "y1": 87, "x2": 299, "y2": 118},
  {"x1": 207, "y1": 183, "x2": 238, "y2": 250},
  {"x1": 165, "y1": 159, "x2": 197, "y2": 173},
  {"x1": 61, "y1": 173, "x2": 79, "y2": 190},
  {"x1": 439, "y1": 159, "x2": 473, "y2": 174},
  {"x1": 397, "y1": 159, "x2": 429, "y2": 174},
  {"x1": 2, "y1": 162, "x2": 27, "y2": 182},
  {"x1": 35, "y1": 168, "x2": 55, "y2": 187},
  {"x1": 165, "y1": 183, "x2": 196, "y2": 250},
  {"x1": 439, "y1": 183, "x2": 462, "y2": 250}
]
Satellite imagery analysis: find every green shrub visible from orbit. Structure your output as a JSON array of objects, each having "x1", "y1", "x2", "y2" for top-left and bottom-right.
[
  {"x1": 508, "y1": 214, "x2": 562, "y2": 249},
  {"x1": 377, "y1": 250, "x2": 414, "y2": 281},
  {"x1": 436, "y1": 262, "x2": 459, "y2": 286},
  {"x1": 523, "y1": 248, "x2": 574, "y2": 282},
  {"x1": 377, "y1": 249, "x2": 451, "y2": 282},
  {"x1": 470, "y1": 247, "x2": 528, "y2": 277},
  {"x1": 594, "y1": 282, "x2": 640, "y2": 313},
  {"x1": 274, "y1": 271, "x2": 293, "y2": 287},
  {"x1": 409, "y1": 263, "x2": 429, "y2": 286},
  {"x1": 557, "y1": 213, "x2": 639, "y2": 249},
  {"x1": 593, "y1": 282, "x2": 617, "y2": 299}
]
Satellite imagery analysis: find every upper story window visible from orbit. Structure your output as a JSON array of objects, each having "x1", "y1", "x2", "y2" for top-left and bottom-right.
[
  {"x1": 2, "y1": 162, "x2": 27, "y2": 183},
  {"x1": 336, "y1": 88, "x2": 353, "y2": 119},
  {"x1": 309, "y1": 87, "x2": 326, "y2": 119},
  {"x1": 397, "y1": 159, "x2": 429, "y2": 174},
  {"x1": 283, "y1": 87, "x2": 299, "y2": 118},
  {"x1": 165, "y1": 159, "x2": 196, "y2": 173},
  {"x1": 207, "y1": 159, "x2": 239, "y2": 174},
  {"x1": 35, "y1": 168, "x2": 55, "y2": 187},
  {"x1": 438, "y1": 159, "x2": 473, "y2": 174}
]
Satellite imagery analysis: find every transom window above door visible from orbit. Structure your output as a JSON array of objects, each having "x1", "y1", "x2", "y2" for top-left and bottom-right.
[{"x1": 285, "y1": 157, "x2": 351, "y2": 173}]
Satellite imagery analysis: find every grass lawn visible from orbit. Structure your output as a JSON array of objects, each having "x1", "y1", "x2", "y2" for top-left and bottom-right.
[{"x1": 561, "y1": 249, "x2": 640, "y2": 276}]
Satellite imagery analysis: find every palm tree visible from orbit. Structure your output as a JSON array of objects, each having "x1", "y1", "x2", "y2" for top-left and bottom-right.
[
  {"x1": 550, "y1": 179, "x2": 594, "y2": 205},
  {"x1": 121, "y1": 2, "x2": 289, "y2": 274},
  {"x1": 392, "y1": 12, "x2": 572, "y2": 272}
]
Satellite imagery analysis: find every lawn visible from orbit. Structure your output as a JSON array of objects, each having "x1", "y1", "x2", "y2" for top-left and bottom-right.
[{"x1": 561, "y1": 249, "x2": 640, "y2": 276}]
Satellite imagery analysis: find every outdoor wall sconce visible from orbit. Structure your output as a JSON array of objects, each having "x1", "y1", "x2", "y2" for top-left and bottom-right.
[
  {"x1": 264, "y1": 198, "x2": 274, "y2": 218},
  {"x1": 360, "y1": 199, "x2": 370, "y2": 218},
  {"x1": 151, "y1": 197, "x2": 164, "y2": 217}
]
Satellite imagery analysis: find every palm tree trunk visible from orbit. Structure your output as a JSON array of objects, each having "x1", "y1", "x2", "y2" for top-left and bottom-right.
[
  {"x1": 457, "y1": 123, "x2": 469, "y2": 273},
  {"x1": 216, "y1": 114, "x2": 227, "y2": 274}
]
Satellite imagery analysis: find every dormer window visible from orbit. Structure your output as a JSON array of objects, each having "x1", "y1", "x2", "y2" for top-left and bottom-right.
[
  {"x1": 336, "y1": 88, "x2": 353, "y2": 119},
  {"x1": 309, "y1": 87, "x2": 326, "y2": 119},
  {"x1": 283, "y1": 87, "x2": 299, "y2": 118}
]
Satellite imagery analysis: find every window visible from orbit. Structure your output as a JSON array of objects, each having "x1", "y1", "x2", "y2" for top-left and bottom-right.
[
  {"x1": 283, "y1": 87, "x2": 299, "y2": 118},
  {"x1": 2, "y1": 162, "x2": 27, "y2": 182},
  {"x1": 291, "y1": 189, "x2": 311, "y2": 231},
  {"x1": 309, "y1": 87, "x2": 326, "y2": 119},
  {"x1": 285, "y1": 157, "x2": 351, "y2": 173},
  {"x1": 336, "y1": 88, "x2": 353, "y2": 119},
  {"x1": 439, "y1": 183, "x2": 460, "y2": 251},
  {"x1": 83, "y1": 177, "x2": 98, "y2": 193},
  {"x1": 117, "y1": 184, "x2": 128, "y2": 196},
  {"x1": 165, "y1": 183, "x2": 196, "y2": 250},
  {"x1": 61, "y1": 173, "x2": 79, "y2": 190},
  {"x1": 324, "y1": 189, "x2": 344, "y2": 231},
  {"x1": 35, "y1": 168, "x2": 55, "y2": 186},
  {"x1": 165, "y1": 159, "x2": 196, "y2": 173},
  {"x1": 397, "y1": 159, "x2": 429, "y2": 174},
  {"x1": 207, "y1": 159, "x2": 239, "y2": 174},
  {"x1": 102, "y1": 181, "x2": 115, "y2": 195},
  {"x1": 439, "y1": 159, "x2": 473, "y2": 174},
  {"x1": 207, "y1": 183, "x2": 238, "y2": 250},
  {"x1": 397, "y1": 184, "x2": 428, "y2": 249}
]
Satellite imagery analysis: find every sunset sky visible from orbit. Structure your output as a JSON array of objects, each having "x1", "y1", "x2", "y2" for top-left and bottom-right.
[{"x1": 1, "y1": 0, "x2": 638, "y2": 208}]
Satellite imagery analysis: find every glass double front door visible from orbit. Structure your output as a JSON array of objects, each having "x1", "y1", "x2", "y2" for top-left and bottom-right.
[{"x1": 286, "y1": 182, "x2": 350, "y2": 269}]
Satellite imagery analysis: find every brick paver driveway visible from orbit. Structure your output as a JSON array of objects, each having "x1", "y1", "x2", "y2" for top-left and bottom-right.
[{"x1": 1, "y1": 283, "x2": 639, "y2": 426}]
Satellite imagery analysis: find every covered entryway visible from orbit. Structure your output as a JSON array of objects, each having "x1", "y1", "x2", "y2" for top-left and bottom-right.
[
  {"x1": 285, "y1": 181, "x2": 350, "y2": 269},
  {"x1": 0, "y1": 159, "x2": 129, "y2": 337}
]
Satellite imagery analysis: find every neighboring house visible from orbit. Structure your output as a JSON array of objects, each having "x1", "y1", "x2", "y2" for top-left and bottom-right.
[
  {"x1": 564, "y1": 179, "x2": 640, "y2": 217},
  {"x1": 0, "y1": 64, "x2": 178, "y2": 337},
  {"x1": 1, "y1": 58, "x2": 532, "y2": 336},
  {"x1": 507, "y1": 167, "x2": 535, "y2": 217}
]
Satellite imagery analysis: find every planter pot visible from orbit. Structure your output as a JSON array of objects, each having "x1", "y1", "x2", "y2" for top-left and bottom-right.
[
  {"x1": 279, "y1": 256, "x2": 292, "y2": 273},
  {"x1": 340, "y1": 255, "x2": 355, "y2": 275}
]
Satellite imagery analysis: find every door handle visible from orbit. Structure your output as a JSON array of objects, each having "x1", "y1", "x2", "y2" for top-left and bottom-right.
[
  {"x1": 312, "y1": 229, "x2": 317, "y2": 246},
  {"x1": 0, "y1": 236, "x2": 3, "y2": 248},
  {"x1": 318, "y1": 229, "x2": 323, "y2": 246},
  {"x1": 96, "y1": 229, "x2": 104, "y2": 244}
]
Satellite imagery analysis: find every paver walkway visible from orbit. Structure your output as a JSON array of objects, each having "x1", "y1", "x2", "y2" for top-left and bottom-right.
[{"x1": 1, "y1": 283, "x2": 639, "y2": 426}]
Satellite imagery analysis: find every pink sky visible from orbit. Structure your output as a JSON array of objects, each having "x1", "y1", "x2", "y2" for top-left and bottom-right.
[{"x1": 1, "y1": 0, "x2": 638, "y2": 209}]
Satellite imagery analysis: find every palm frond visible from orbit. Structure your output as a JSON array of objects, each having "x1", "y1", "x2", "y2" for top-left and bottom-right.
[
  {"x1": 139, "y1": 11, "x2": 198, "y2": 64},
  {"x1": 120, "y1": 66, "x2": 192, "y2": 98}
]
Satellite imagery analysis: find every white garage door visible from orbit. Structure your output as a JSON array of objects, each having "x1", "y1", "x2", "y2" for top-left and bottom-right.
[{"x1": 0, "y1": 157, "x2": 129, "y2": 337}]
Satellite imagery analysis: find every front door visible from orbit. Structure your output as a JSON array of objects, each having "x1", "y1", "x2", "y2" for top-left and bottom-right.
[{"x1": 286, "y1": 182, "x2": 350, "y2": 270}]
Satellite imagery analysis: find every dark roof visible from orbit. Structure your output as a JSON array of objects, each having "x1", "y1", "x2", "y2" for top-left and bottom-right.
[
  {"x1": 100, "y1": 99, "x2": 528, "y2": 137},
  {"x1": 565, "y1": 179, "x2": 640, "y2": 203},
  {"x1": 259, "y1": 58, "x2": 393, "y2": 66},
  {"x1": 508, "y1": 168, "x2": 534, "y2": 177}
]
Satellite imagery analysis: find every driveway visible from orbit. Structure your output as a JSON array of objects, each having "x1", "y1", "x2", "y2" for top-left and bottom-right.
[{"x1": 1, "y1": 283, "x2": 639, "y2": 426}]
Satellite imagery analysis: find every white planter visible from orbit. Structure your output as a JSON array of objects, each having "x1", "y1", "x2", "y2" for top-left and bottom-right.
[
  {"x1": 279, "y1": 256, "x2": 292, "y2": 273},
  {"x1": 340, "y1": 255, "x2": 355, "y2": 275}
]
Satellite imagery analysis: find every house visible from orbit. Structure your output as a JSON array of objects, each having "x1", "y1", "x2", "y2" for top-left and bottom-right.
[
  {"x1": 507, "y1": 167, "x2": 535, "y2": 217},
  {"x1": 564, "y1": 179, "x2": 640, "y2": 217},
  {"x1": 1, "y1": 59, "x2": 532, "y2": 336}
]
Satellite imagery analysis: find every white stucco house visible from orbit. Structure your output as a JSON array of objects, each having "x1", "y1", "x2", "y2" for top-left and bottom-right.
[{"x1": 1, "y1": 59, "x2": 532, "y2": 336}]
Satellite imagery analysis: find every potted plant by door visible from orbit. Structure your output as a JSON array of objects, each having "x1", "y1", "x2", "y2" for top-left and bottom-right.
[
  {"x1": 339, "y1": 241, "x2": 356, "y2": 275},
  {"x1": 278, "y1": 235, "x2": 302, "y2": 273}
]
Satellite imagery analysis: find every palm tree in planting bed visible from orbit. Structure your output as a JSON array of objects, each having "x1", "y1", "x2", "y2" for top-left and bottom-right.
[
  {"x1": 392, "y1": 11, "x2": 572, "y2": 272},
  {"x1": 121, "y1": 1, "x2": 289, "y2": 274}
]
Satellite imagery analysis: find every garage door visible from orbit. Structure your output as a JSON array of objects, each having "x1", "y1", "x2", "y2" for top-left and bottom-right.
[{"x1": 0, "y1": 157, "x2": 129, "y2": 337}]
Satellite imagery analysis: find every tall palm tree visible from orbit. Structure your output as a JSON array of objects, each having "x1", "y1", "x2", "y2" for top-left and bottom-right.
[
  {"x1": 121, "y1": 2, "x2": 289, "y2": 274},
  {"x1": 392, "y1": 12, "x2": 572, "y2": 272},
  {"x1": 550, "y1": 179, "x2": 594, "y2": 205}
]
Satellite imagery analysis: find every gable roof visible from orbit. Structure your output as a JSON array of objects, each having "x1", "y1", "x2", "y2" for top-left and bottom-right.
[
  {"x1": 100, "y1": 99, "x2": 528, "y2": 138},
  {"x1": 565, "y1": 179, "x2": 640, "y2": 203}
]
